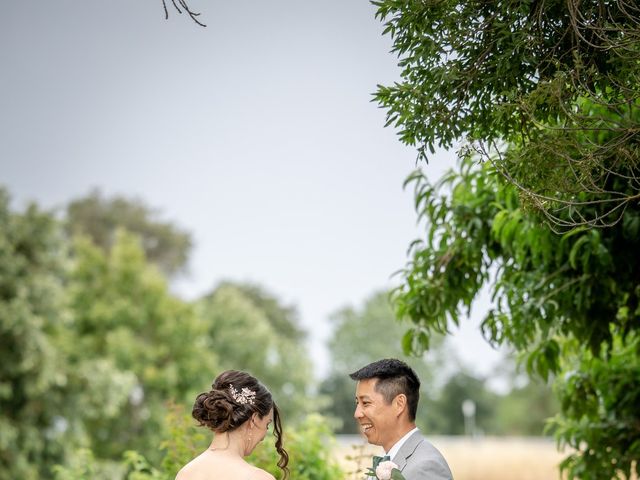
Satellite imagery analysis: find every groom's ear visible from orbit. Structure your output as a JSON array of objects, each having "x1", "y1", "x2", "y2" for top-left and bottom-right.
[{"x1": 393, "y1": 394, "x2": 408, "y2": 417}]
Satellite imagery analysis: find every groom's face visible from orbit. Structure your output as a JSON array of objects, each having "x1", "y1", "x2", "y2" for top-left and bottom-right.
[{"x1": 354, "y1": 378, "x2": 397, "y2": 450}]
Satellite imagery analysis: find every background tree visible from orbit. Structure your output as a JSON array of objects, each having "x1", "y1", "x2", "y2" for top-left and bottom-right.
[
  {"x1": 426, "y1": 372, "x2": 497, "y2": 436},
  {"x1": 373, "y1": 0, "x2": 640, "y2": 227},
  {"x1": 489, "y1": 353, "x2": 558, "y2": 436},
  {"x1": 196, "y1": 282, "x2": 313, "y2": 421},
  {"x1": 229, "y1": 282, "x2": 307, "y2": 344},
  {"x1": 393, "y1": 157, "x2": 640, "y2": 478},
  {"x1": 1, "y1": 188, "x2": 320, "y2": 478},
  {"x1": 0, "y1": 192, "x2": 211, "y2": 478},
  {"x1": 492, "y1": 377, "x2": 558, "y2": 436},
  {"x1": 65, "y1": 229, "x2": 218, "y2": 463},
  {"x1": 0, "y1": 190, "x2": 73, "y2": 479},
  {"x1": 66, "y1": 190, "x2": 192, "y2": 277},
  {"x1": 425, "y1": 355, "x2": 558, "y2": 436},
  {"x1": 373, "y1": 2, "x2": 639, "y2": 475},
  {"x1": 551, "y1": 334, "x2": 640, "y2": 478}
]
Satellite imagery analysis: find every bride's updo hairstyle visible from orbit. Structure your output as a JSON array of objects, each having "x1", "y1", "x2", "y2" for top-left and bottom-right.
[{"x1": 192, "y1": 370, "x2": 289, "y2": 478}]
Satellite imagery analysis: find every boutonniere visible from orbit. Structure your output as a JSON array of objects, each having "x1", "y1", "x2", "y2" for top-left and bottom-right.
[{"x1": 367, "y1": 458, "x2": 406, "y2": 480}]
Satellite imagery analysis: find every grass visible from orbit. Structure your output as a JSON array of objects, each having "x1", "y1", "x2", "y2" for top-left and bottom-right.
[{"x1": 335, "y1": 436, "x2": 566, "y2": 480}]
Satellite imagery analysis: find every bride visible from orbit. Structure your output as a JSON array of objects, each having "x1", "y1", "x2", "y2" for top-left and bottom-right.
[{"x1": 175, "y1": 370, "x2": 289, "y2": 480}]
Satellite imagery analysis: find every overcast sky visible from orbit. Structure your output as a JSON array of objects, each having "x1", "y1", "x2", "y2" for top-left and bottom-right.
[{"x1": 1, "y1": 0, "x2": 503, "y2": 380}]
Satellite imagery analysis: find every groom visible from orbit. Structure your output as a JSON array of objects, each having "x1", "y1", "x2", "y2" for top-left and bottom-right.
[{"x1": 350, "y1": 358, "x2": 453, "y2": 479}]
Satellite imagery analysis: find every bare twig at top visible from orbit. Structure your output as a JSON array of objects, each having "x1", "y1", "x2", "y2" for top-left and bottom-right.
[{"x1": 162, "y1": 0, "x2": 206, "y2": 27}]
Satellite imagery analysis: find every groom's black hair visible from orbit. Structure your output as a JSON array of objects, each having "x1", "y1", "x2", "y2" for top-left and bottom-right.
[{"x1": 350, "y1": 358, "x2": 420, "y2": 421}]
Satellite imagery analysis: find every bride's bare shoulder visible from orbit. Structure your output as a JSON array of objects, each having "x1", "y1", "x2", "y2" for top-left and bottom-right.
[
  {"x1": 249, "y1": 467, "x2": 276, "y2": 480},
  {"x1": 174, "y1": 466, "x2": 193, "y2": 480},
  {"x1": 174, "y1": 454, "x2": 209, "y2": 480},
  {"x1": 174, "y1": 464, "x2": 196, "y2": 480}
]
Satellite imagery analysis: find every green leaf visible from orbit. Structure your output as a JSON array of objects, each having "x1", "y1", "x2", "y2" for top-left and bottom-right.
[
  {"x1": 391, "y1": 468, "x2": 407, "y2": 480},
  {"x1": 568, "y1": 235, "x2": 590, "y2": 270}
]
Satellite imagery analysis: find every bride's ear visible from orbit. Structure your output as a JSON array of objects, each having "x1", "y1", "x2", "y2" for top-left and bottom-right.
[{"x1": 250, "y1": 412, "x2": 259, "y2": 426}]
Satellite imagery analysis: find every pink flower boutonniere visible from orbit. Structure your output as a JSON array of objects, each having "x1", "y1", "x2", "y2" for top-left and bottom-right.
[{"x1": 368, "y1": 460, "x2": 406, "y2": 480}]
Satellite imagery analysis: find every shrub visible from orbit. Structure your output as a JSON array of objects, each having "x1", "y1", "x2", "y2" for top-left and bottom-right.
[
  {"x1": 249, "y1": 413, "x2": 344, "y2": 480},
  {"x1": 52, "y1": 405, "x2": 344, "y2": 480}
]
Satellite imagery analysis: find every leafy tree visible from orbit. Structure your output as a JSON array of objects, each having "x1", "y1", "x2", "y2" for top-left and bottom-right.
[
  {"x1": 66, "y1": 190, "x2": 192, "y2": 277},
  {"x1": 0, "y1": 187, "x2": 321, "y2": 478},
  {"x1": 196, "y1": 282, "x2": 313, "y2": 422},
  {"x1": 489, "y1": 354, "x2": 558, "y2": 436},
  {"x1": 373, "y1": 0, "x2": 640, "y2": 227},
  {"x1": 227, "y1": 282, "x2": 307, "y2": 343},
  {"x1": 373, "y1": 2, "x2": 640, "y2": 463},
  {"x1": 316, "y1": 373, "x2": 360, "y2": 434},
  {"x1": 492, "y1": 382, "x2": 558, "y2": 436},
  {"x1": 319, "y1": 290, "x2": 446, "y2": 433},
  {"x1": 392, "y1": 156, "x2": 640, "y2": 478},
  {"x1": 552, "y1": 334, "x2": 640, "y2": 479},
  {"x1": 0, "y1": 190, "x2": 72, "y2": 479},
  {"x1": 52, "y1": 450, "x2": 100, "y2": 480},
  {"x1": 426, "y1": 372, "x2": 497, "y2": 436},
  {"x1": 428, "y1": 366, "x2": 557, "y2": 436},
  {"x1": 65, "y1": 229, "x2": 218, "y2": 462}
]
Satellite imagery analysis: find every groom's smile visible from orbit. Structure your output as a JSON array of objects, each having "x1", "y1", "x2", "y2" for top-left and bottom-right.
[
  {"x1": 360, "y1": 422, "x2": 374, "y2": 437},
  {"x1": 354, "y1": 378, "x2": 405, "y2": 451}
]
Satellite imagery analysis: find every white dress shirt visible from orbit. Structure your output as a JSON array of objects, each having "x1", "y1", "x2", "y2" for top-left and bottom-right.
[
  {"x1": 368, "y1": 427, "x2": 420, "y2": 480},
  {"x1": 387, "y1": 427, "x2": 419, "y2": 461}
]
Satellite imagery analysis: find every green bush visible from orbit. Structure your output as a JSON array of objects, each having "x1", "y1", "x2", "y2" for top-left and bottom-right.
[
  {"x1": 51, "y1": 449, "x2": 126, "y2": 480},
  {"x1": 52, "y1": 405, "x2": 344, "y2": 480},
  {"x1": 249, "y1": 413, "x2": 344, "y2": 480}
]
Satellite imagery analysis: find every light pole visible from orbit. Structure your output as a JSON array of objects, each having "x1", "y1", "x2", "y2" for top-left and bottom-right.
[{"x1": 462, "y1": 399, "x2": 476, "y2": 437}]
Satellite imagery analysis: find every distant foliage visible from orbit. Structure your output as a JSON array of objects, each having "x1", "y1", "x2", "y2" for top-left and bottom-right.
[
  {"x1": 249, "y1": 414, "x2": 344, "y2": 480},
  {"x1": 197, "y1": 282, "x2": 313, "y2": 422},
  {"x1": 52, "y1": 450, "x2": 100, "y2": 480},
  {"x1": 492, "y1": 377, "x2": 558, "y2": 436},
  {"x1": 158, "y1": 401, "x2": 208, "y2": 476},
  {"x1": 66, "y1": 190, "x2": 192, "y2": 277},
  {"x1": 66, "y1": 229, "x2": 218, "y2": 462},
  {"x1": 0, "y1": 189, "x2": 72, "y2": 479},
  {"x1": 0, "y1": 188, "x2": 316, "y2": 478},
  {"x1": 426, "y1": 372, "x2": 497, "y2": 436}
]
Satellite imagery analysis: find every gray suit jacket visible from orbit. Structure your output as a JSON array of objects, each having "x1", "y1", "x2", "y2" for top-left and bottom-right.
[{"x1": 391, "y1": 431, "x2": 453, "y2": 480}]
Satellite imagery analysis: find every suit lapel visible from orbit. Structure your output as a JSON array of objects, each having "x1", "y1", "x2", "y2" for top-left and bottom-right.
[{"x1": 391, "y1": 431, "x2": 423, "y2": 472}]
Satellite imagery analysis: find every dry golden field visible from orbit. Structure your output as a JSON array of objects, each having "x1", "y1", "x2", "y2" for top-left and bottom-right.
[{"x1": 334, "y1": 435, "x2": 567, "y2": 480}]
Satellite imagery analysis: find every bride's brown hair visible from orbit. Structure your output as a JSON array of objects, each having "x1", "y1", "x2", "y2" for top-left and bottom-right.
[{"x1": 192, "y1": 370, "x2": 289, "y2": 479}]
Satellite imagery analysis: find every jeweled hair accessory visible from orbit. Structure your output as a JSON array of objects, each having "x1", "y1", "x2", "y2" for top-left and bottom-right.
[{"x1": 229, "y1": 384, "x2": 256, "y2": 405}]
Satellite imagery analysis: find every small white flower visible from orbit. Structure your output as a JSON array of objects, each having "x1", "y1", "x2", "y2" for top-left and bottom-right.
[
  {"x1": 229, "y1": 385, "x2": 256, "y2": 405},
  {"x1": 375, "y1": 460, "x2": 399, "y2": 480}
]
